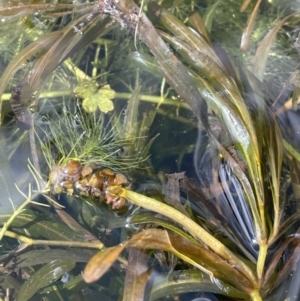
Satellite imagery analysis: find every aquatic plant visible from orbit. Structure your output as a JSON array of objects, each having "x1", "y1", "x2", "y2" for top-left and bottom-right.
[{"x1": 0, "y1": 0, "x2": 300, "y2": 301}]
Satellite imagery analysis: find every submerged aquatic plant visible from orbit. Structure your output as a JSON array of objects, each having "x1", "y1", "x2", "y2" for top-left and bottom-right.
[
  {"x1": 39, "y1": 101, "x2": 142, "y2": 171},
  {"x1": 79, "y1": 1, "x2": 300, "y2": 301},
  {"x1": 0, "y1": 0, "x2": 300, "y2": 301}
]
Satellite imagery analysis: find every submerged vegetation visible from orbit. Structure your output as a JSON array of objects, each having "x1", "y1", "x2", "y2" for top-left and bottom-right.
[{"x1": 0, "y1": 0, "x2": 300, "y2": 300}]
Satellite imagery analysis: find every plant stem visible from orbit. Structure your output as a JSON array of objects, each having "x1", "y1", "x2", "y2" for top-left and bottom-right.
[
  {"x1": 250, "y1": 290, "x2": 263, "y2": 301},
  {"x1": 3, "y1": 229, "x2": 32, "y2": 244},
  {"x1": 110, "y1": 187, "x2": 258, "y2": 288},
  {"x1": 2, "y1": 229, "x2": 133, "y2": 267},
  {"x1": 3, "y1": 228, "x2": 128, "y2": 266},
  {"x1": 3, "y1": 229, "x2": 103, "y2": 249},
  {"x1": 0, "y1": 197, "x2": 31, "y2": 241},
  {"x1": 1, "y1": 91, "x2": 190, "y2": 109},
  {"x1": 257, "y1": 242, "x2": 268, "y2": 284}
]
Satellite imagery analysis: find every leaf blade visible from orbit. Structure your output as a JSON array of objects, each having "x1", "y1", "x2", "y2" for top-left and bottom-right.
[{"x1": 18, "y1": 259, "x2": 75, "y2": 301}]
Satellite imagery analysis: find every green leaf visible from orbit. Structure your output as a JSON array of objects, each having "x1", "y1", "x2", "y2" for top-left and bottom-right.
[
  {"x1": 191, "y1": 74, "x2": 263, "y2": 236},
  {"x1": 130, "y1": 212, "x2": 197, "y2": 243},
  {"x1": 150, "y1": 270, "x2": 249, "y2": 300},
  {"x1": 118, "y1": 2, "x2": 208, "y2": 122},
  {"x1": 83, "y1": 228, "x2": 253, "y2": 295},
  {"x1": 123, "y1": 84, "x2": 141, "y2": 140},
  {"x1": 128, "y1": 52, "x2": 162, "y2": 78},
  {"x1": 283, "y1": 139, "x2": 300, "y2": 162},
  {"x1": 18, "y1": 259, "x2": 75, "y2": 301},
  {"x1": 151, "y1": 7, "x2": 265, "y2": 233},
  {"x1": 122, "y1": 249, "x2": 151, "y2": 301},
  {"x1": 240, "y1": 0, "x2": 262, "y2": 51},
  {"x1": 250, "y1": 15, "x2": 293, "y2": 81},
  {"x1": 83, "y1": 244, "x2": 126, "y2": 283},
  {"x1": 203, "y1": 0, "x2": 222, "y2": 34},
  {"x1": 82, "y1": 84, "x2": 115, "y2": 113},
  {"x1": 0, "y1": 3, "x2": 80, "y2": 18},
  {"x1": 27, "y1": 18, "x2": 82, "y2": 89},
  {"x1": 188, "y1": 11, "x2": 210, "y2": 43},
  {"x1": 0, "y1": 31, "x2": 62, "y2": 123},
  {"x1": 0, "y1": 274, "x2": 22, "y2": 295},
  {"x1": 110, "y1": 187, "x2": 257, "y2": 287},
  {"x1": 148, "y1": 2, "x2": 219, "y2": 64},
  {"x1": 4, "y1": 248, "x2": 93, "y2": 269},
  {"x1": 0, "y1": 209, "x2": 92, "y2": 243}
]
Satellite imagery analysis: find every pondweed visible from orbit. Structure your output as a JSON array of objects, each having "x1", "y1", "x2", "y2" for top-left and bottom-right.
[{"x1": 0, "y1": 1, "x2": 300, "y2": 301}]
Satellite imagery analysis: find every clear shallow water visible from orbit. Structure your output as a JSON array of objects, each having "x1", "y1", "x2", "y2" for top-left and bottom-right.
[{"x1": 0, "y1": 1, "x2": 300, "y2": 301}]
